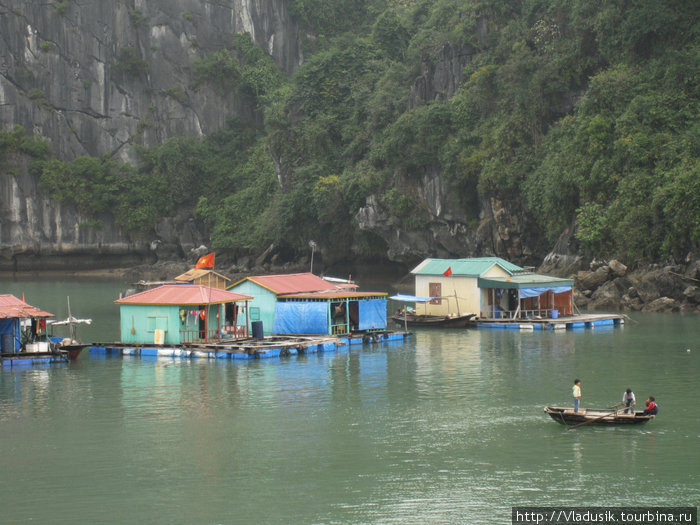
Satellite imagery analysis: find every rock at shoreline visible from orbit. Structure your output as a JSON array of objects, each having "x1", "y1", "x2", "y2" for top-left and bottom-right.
[
  {"x1": 558, "y1": 258, "x2": 700, "y2": 314},
  {"x1": 643, "y1": 297, "x2": 680, "y2": 312},
  {"x1": 608, "y1": 259, "x2": 627, "y2": 277}
]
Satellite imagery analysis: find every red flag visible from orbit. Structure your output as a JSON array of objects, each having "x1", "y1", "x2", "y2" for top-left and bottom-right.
[
  {"x1": 195, "y1": 253, "x2": 215, "y2": 269},
  {"x1": 443, "y1": 267, "x2": 452, "y2": 277}
]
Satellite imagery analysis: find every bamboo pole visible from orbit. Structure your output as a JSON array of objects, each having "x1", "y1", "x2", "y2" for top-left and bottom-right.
[{"x1": 66, "y1": 296, "x2": 75, "y2": 341}]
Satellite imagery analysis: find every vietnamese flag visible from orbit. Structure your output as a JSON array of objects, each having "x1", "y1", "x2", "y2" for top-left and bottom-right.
[
  {"x1": 195, "y1": 252, "x2": 215, "y2": 269},
  {"x1": 443, "y1": 267, "x2": 452, "y2": 277}
]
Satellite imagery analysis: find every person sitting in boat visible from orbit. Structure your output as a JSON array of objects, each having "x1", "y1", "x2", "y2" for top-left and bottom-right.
[
  {"x1": 643, "y1": 396, "x2": 658, "y2": 416},
  {"x1": 622, "y1": 388, "x2": 636, "y2": 413}
]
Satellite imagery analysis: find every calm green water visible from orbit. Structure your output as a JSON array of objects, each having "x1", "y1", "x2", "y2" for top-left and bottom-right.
[{"x1": 1, "y1": 278, "x2": 698, "y2": 524}]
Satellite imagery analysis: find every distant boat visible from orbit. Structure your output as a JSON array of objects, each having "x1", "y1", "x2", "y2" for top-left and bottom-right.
[
  {"x1": 544, "y1": 406, "x2": 655, "y2": 426},
  {"x1": 391, "y1": 311, "x2": 475, "y2": 328}
]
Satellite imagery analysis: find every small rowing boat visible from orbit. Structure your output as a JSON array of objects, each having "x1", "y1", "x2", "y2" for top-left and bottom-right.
[{"x1": 544, "y1": 406, "x2": 655, "y2": 426}]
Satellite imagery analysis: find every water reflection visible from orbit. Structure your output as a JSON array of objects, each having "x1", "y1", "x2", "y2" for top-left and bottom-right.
[{"x1": 1, "y1": 305, "x2": 698, "y2": 523}]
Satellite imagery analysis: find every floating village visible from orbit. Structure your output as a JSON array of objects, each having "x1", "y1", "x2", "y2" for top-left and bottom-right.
[{"x1": 2, "y1": 256, "x2": 624, "y2": 368}]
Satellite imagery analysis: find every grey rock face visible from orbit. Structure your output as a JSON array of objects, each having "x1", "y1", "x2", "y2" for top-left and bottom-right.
[
  {"x1": 0, "y1": 0, "x2": 301, "y2": 268},
  {"x1": 0, "y1": 0, "x2": 302, "y2": 163}
]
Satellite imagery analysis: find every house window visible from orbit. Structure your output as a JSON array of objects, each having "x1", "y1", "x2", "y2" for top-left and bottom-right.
[
  {"x1": 429, "y1": 282, "x2": 442, "y2": 304},
  {"x1": 250, "y1": 307, "x2": 260, "y2": 321}
]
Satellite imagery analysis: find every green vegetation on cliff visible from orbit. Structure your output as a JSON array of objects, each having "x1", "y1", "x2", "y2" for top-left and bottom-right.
[{"x1": 7, "y1": 0, "x2": 698, "y2": 264}]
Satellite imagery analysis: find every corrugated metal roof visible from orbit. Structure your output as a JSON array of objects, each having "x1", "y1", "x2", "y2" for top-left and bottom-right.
[
  {"x1": 410, "y1": 257, "x2": 523, "y2": 277},
  {"x1": 0, "y1": 294, "x2": 54, "y2": 319},
  {"x1": 231, "y1": 273, "x2": 339, "y2": 295},
  {"x1": 280, "y1": 291, "x2": 387, "y2": 300},
  {"x1": 115, "y1": 285, "x2": 252, "y2": 305},
  {"x1": 173, "y1": 269, "x2": 231, "y2": 282},
  {"x1": 478, "y1": 274, "x2": 574, "y2": 289}
]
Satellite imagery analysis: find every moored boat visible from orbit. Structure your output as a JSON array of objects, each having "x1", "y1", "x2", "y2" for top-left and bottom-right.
[
  {"x1": 391, "y1": 311, "x2": 475, "y2": 328},
  {"x1": 47, "y1": 314, "x2": 92, "y2": 360},
  {"x1": 544, "y1": 406, "x2": 655, "y2": 425},
  {"x1": 389, "y1": 294, "x2": 476, "y2": 329}
]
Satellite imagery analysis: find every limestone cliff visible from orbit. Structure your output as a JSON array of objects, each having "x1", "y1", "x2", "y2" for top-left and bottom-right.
[
  {"x1": 0, "y1": 0, "x2": 302, "y2": 270},
  {"x1": 0, "y1": 0, "x2": 302, "y2": 163}
]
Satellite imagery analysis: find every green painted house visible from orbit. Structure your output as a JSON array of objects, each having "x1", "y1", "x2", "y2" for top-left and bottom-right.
[{"x1": 114, "y1": 284, "x2": 252, "y2": 345}]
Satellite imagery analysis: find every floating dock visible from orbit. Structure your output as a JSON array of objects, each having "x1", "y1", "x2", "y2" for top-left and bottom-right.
[
  {"x1": 89, "y1": 332, "x2": 410, "y2": 360},
  {"x1": 1, "y1": 353, "x2": 69, "y2": 367},
  {"x1": 475, "y1": 313, "x2": 624, "y2": 331}
]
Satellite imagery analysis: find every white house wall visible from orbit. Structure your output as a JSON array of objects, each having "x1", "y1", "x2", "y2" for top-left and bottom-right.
[
  {"x1": 414, "y1": 276, "x2": 479, "y2": 316},
  {"x1": 414, "y1": 264, "x2": 512, "y2": 318}
]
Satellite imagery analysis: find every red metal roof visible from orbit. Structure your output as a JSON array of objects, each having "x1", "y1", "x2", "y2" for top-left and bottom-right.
[
  {"x1": 239, "y1": 273, "x2": 340, "y2": 295},
  {"x1": 0, "y1": 294, "x2": 54, "y2": 319},
  {"x1": 280, "y1": 291, "x2": 387, "y2": 299},
  {"x1": 115, "y1": 285, "x2": 252, "y2": 305},
  {"x1": 173, "y1": 268, "x2": 231, "y2": 282}
]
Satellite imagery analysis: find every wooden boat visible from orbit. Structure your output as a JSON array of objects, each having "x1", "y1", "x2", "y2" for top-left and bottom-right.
[
  {"x1": 391, "y1": 312, "x2": 475, "y2": 328},
  {"x1": 389, "y1": 294, "x2": 475, "y2": 329},
  {"x1": 48, "y1": 314, "x2": 92, "y2": 360},
  {"x1": 544, "y1": 406, "x2": 655, "y2": 425}
]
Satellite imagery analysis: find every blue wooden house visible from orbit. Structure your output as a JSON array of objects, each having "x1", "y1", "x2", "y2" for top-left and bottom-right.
[{"x1": 228, "y1": 273, "x2": 388, "y2": 335}]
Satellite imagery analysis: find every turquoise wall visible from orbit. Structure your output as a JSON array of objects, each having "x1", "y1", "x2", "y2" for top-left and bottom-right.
[
  {"x1": 228, "y1": 281, "x2": 278, "y2": 335},
  {"x1": 119, "y1": 304, "x2": 221, "y2": 344}
]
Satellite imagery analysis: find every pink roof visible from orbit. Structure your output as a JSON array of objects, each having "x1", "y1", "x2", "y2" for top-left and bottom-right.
[
  {"x1": 115, "y1": 285, "x2": 252, "y2": 305},
  {"x1": 0, "y1": 294, "x2": 54, "y2": 319},
  {"x1": 240, "y1": 273, "x2": 339, "y2": 295}
]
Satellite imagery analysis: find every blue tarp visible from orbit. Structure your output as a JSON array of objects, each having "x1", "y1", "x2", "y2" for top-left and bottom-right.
[
  {"x1": 358, "y1": 299, "x2": 387, "y2": 330},
  {"x1": 389, "y1": 294, "x2": 435, "y2": 303},
  {"x1": 273, "y1": 302, "x2": 328, "y2": 334},
  {"x1": 0, "y1": 318, "x2": 19, "y2": 352},
  {"x1": 519, "y1": 286, "x2": 572, "y2": 299}
]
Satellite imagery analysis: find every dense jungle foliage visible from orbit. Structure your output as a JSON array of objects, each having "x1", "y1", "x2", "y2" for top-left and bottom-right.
[{"x1": 3, "y1": 0, "x2": 698, "y2": 264}]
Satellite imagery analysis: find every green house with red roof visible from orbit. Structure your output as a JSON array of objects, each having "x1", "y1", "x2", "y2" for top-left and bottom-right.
[{"x1": 114, "y1": 285, "x2": 252, "y2": 345}]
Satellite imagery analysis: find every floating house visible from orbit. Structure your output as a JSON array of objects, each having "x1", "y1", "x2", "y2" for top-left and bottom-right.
[
  {"x1": 228, "y1": 273, "x2": 388, "y2": 335},
  {"x1": 114, "y1": 285, "x2": 253, "y2": 344},
  {"x1": 408, "y1": 257, "x2": 575, "y2": 320},
  {"x1": 0, "y1": 294, "x2": 71, "y2": 365},
  {"x1": 0, "y1": 294, "x2": 54, "y2": 354},
  {"x1": 173, "y1": 268, "x2": 231, "y2": 290}
]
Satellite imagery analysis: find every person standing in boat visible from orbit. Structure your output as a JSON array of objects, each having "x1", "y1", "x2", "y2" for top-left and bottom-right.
[
  {"x1": 573, "y1": 379, "x2": 582, "y2": 413},
  {"x1": 622, "y1": 388, "x2": 636, "y2": 413},
  {"x1": 643, "y1": 396, "x2": 658, "y2": 415}
]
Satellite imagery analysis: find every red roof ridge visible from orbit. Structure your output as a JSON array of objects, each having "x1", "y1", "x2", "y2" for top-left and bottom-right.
[{"x1": 115, "y1": 284, "x2": 252, "y2": 305}]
